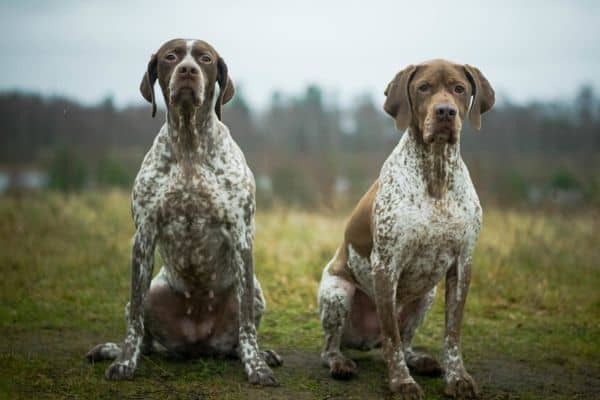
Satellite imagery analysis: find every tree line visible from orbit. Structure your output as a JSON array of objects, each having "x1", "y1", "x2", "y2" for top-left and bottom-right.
[{"x1": 0, "y1": 85, "x2": 598, "y2": 208}]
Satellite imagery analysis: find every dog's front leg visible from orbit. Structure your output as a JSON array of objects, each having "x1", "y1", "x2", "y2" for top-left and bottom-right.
[
  {"x1": 105, "y1": 224, "x2": 156, "y2": 380},
  {"x1": 236, "y1": 236, "x2": 278, "y2": 386},
  {"x1": 443, "y1": 259, "x2": 479, "y2": 399},
  {"x1": 372, "y1": 249, "x2": 423, "y2": 400}
]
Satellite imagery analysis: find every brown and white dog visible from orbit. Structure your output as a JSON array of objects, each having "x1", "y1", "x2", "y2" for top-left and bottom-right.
[
  {"x1": 317, "y1": 60, "x2": 494, "y2": 399},
  {"x1": 86, "y1": 39, "x2": 281, "y2": 385}
]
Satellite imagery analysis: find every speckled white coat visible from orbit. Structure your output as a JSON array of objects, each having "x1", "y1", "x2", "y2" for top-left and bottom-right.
[
  {"x1": 369, "y1": 131, "x2": 481, "y2": 301},
  {"x1": 87, "y1": 38, "x2": 280, "y2": 385},
  {"x1": 371, "y1": 130, "x2": 481, "y2": 382},
  {"x1": 318, "y1": 128, "x2": 482, "y2": 397}
]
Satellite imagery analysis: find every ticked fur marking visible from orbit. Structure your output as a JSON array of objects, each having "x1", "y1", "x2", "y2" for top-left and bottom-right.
[{"x1": 87, "y1": 38, "x2": 281, "y2": 386}]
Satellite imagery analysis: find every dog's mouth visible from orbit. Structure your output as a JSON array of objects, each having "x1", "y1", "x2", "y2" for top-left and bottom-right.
[
  {"x1": 171, "y1": 81, "x2": 203, "y2": 108},
  {"x1": 424, "y1": 125, "x2": 458, "y2": 144},
  {"x1": 177, "y1": 86, "x2": 196, "y2": 98},
  {"x1": 173, "y1": 86, "x2": 198, "y2": 101}
]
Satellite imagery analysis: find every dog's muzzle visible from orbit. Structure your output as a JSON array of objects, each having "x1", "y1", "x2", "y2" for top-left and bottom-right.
[
  {"x1": 425, "y1": 103, "x2": 460, "y2": 144},
  {"x1": 170, "y1": 62, "x2": 204, "y2": 107}
]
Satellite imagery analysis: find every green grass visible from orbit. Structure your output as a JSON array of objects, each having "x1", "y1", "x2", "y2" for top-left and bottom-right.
[{"x1": 0, "y1": 191, "x2": 598, "y2": 399}]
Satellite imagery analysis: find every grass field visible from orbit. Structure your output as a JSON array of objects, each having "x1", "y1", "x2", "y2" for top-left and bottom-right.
[{"x1": 0, "y1": 191, "x2": 598, "y2": 399}]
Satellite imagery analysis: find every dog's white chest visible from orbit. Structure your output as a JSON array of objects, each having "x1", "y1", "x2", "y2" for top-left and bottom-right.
[
  {"x1": 348, "y1": 198, "x2": 479, "y2": 303},
  {"x1": 391, "y1": 200, "x2": 478, "y2": 299},
  {"x1": 152, "y1": 149, "x2": 252, "y2": 290},
  {"x1": 351, "y1": 135, "x2": 482, "y2": 304},
  {"x1": 157, "y1": 183, "x2": 232, "y2": 283}
]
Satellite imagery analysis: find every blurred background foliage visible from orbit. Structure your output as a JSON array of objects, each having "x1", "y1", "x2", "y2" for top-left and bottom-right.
[{"x1": 0, "y1": 83, "x2": 598, "y2": 210}]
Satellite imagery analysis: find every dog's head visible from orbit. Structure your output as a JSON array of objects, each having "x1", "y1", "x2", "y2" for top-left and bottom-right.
[
  {"x1": 384, "y1": 59, "x2": 495, "y2": 144},
  {"x1": 140, "y1": 39, "x2": 235, "y2": 119}
]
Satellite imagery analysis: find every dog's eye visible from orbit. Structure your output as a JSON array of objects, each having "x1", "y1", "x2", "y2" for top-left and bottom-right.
[
  {"x1": 418, "y1": 83, "x2": 430, "y2": 92},
  {"x1": 165, "y1": 53, "x2": 177, "y2": 61},
  {"x1": 454, "y1": 85, "x2": 465, "y2": 94},
  {"x1": 199, "y1": 54, "x2": 213, "y2": 64}
]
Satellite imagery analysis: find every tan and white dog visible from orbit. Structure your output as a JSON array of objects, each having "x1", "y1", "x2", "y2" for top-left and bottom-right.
[
  {"x1": 87, "y1": 39, "x2": 281, "y2": 385},
  {"x1": 318, "y1": 60, "x2": 494, "y2": 399}
]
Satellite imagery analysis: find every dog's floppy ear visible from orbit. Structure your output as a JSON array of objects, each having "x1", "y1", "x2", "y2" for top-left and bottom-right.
[
  {"x1": 215, "y1": 56, "x2": 235, "y2": 120},
  {"x1": 383, "y1": 64, "x2": 418, "y2": 132},
  {"x1": 463, "y1": 65, "x2": 495, "y2": 131},
  {"x1": 140, "y1": 53, "x2": 158, "y2": 118}
]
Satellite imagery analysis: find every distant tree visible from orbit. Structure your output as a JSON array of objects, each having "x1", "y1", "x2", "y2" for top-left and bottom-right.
[
  {"x1": 549, "y1": 167, "x2": 581, "y2": 191},
  {"x1": 2, "y1": 86, "x2": 600, "y2": 208},
  {"x1": 223, "y1": 85, "x2": 259, "y2": 151},
  {"x1": 100, "y1": 94, "x2": 115, "y2": 113},
  {"x1": 304, "y1": 85, "x2": 323, "y2": 108},
  {"x1": 96, "y1": 154, "x2": 132, "y2": 188},
  {"x1": 271, "y1": 162, "x2": 319, "y2": 207},
  {"x1": 350, "y1": 94, "x2": 390, "y2": 151},
  {"x1": 47, "y1": 147, "x2": 88, "y2": 192},
  {"x1": 575, "y1": 85, "x2": 594, "y2": 126}
]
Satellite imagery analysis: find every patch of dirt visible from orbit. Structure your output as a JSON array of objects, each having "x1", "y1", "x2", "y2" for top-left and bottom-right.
[
  {"x1": 276, "y1": 349, "x2": 600, "y2": 400},
  {"x1": 472, "y1": 356, "x2": 600, "y2": 399},
  {"x1": 2, "y1": 332, "x2": 599, "y2": 399}
]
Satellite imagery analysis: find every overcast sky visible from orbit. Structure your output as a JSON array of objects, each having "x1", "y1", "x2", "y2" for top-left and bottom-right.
[{"x1": 1, "y1": 0, "x2": 599, "y2": 109}]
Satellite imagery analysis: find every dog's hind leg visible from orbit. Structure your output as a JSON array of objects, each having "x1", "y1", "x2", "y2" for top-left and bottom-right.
[
  {"x1": 86, "y1": 342, "x2": 122, "y2": 362},
  {"x1": 318, "y1": 256, "x2": 358, "y2": 380},
  {"x1": 398, "y1": 287, "x2": 442, "y2": 376}
]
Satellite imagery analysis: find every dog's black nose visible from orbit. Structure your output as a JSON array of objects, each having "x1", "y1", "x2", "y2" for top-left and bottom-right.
[
  {"x1": 435, "y1": 104, "x2": 457, "y2": 121},
  {"x1": 178, "y1": 63, "x2": 199, "y2": 77}
]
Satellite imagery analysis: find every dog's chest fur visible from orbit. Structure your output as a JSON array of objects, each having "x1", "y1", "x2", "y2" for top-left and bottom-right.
[
  {"x1": 348, "y1": 132, "x2": 482, "y2": 303},
  {"x1": 132, "y1": 122, "x2": 255, "y2": 293}
]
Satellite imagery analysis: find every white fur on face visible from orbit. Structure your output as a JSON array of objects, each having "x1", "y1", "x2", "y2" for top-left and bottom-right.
[
  {"x1": 186, "y1": 39, "x2": 195, "y2": 52},
  {"x1": 168, "y1": 39, "x2": 205, "y2": 106}
]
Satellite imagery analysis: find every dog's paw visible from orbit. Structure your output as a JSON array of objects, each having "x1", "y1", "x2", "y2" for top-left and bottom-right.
[
  {"x1": 390, "y1": 380, "x2": 424, "y2": 400},
  {"x1": 261, "y1": 349, "x2": 283, "y2": 367},
  {"x1": 86, "y1": 342, "x2": 121, "y2": 362},
  {"x1": 406, "y1": 352, "x2": 442, "y2": 377},
  {"x1": 444, "y1": 371, "x2": 480, "y2": 399},
  {"x1": 329, "y1": 357, "x2": 358, "y2": 380},
  {"x1": 105, "y1": 360, "x2": 136, "y2": 380},
  {"x1": 247, "y1": 364, "x2": 279, "y2": 386}
]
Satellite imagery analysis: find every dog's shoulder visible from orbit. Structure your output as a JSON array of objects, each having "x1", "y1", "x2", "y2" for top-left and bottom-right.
[
  {"x1": 131, "y1": 125, "x2": 173, "y2": 226},
  {"x1": 452, "y1": 160, "x2": 483, "y2": 225},
  {"x1": 214, "y1": 123, "x2": 253, "y2": 179},
  {"x1": 212, "y1": 123, "x2": 256, "y2": 205}
]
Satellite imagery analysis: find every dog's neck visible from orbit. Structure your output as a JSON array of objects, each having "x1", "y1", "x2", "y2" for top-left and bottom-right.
[
  {"x1": 404, "y1": 126, "x2": 461, "y2": 199},
  {"x1": 166, "y1": 103, "x2": 219, "y2": 178}
]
